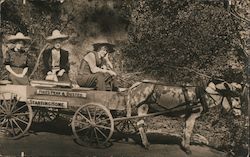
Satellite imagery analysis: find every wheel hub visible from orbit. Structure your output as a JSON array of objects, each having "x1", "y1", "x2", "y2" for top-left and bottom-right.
[
  {"x1": 6, "y1": 112, "x2": 13, "y2": 119},
  {"x1": 90, "y1": 121, "x2": 96, "y2": 127}
]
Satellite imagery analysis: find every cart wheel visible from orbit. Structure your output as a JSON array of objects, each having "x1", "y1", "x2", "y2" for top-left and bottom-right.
[
  {"x1": 32, "y1": 107, "x2": 59, "y2": 123},
  {"x1": 72, "y1": 103, "x2": 114, "y2": 147},
  {"x1": 115, "y1": 119, "x2": 138, "y2": 135},
  {"x1": 0, "y1": 92, "x2": 33, "y2": 139}
]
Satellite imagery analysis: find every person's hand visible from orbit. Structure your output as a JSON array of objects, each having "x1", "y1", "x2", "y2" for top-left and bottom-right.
[
  {"x1": 57, "y1": 69, "x2": 65, "y2": 77},
  {"x1": 54, "y1": 75, "x2": 58, "y2": 82},
  {"x1": 107, "y1": 70, "x2": 117, "y2": 76},
  {"x1": 45, "y1": 73, "x2": 58, "y2": 82},
  {"x1": 47, "y1": 71, "x2": 53, "y2": 75}
]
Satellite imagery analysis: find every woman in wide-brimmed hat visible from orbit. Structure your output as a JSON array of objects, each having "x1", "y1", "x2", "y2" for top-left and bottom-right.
[
  {"x1": 4, "y1": 32, "x2": 31, "y2": 85},
  {"x1": 43, "y1": 29, "x2": 70, "y2": 82},
  {"x1": 76, "y1": 40, "x2": 119, "y2": 91}
]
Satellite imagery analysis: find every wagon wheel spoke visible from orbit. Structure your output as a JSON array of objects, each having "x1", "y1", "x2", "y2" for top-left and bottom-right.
[
  {"x1": 32, "y1": 110, "x2": 38, "y2": 119},
  {"x1": 0, "y1": 117, "x2": 4, "y2": 122},
  {"x1": 94, "y1": 128, "x2": 100, "y2": 145},
  {"x1": 95, "y1": 127, "x2": 108, "y2": 139},
  {"x1": 11, "y1": 97, "x2": 21, "y2": 112},
  {"x1": 6, "y1": 101, "x2": 11, "y2": 112},
  {"x1": 76, "y1": 125, "x2": 91, "y2": 133},
  {"x1": 78, "y1": 112, "x2": 91, "y2": 124},
  {"x1": 86, "y1": 107, "x2": 93, "y2": 122},
  {"x1": 129, "y1": 120, "x2": 138, "y2": 131},
  {"x1": 5, "y1": 119, "x2": 9, "y2": 130},
  {"x1": 74, "y1": 120, "x2": 90, "y2": 126},
  {"x1": 0, "y1": 104, "x2": 7, "y2": 113},
  {"x1": 0, "y1": 118, "x2": 8, "y2": 126},
  {"x1": 115, "y1": 120, "x2": 123, "y2": 126},
  {"x1": 0, "y1": 113, "x2": 4, "y2": 119},
  {"x1": 96, "y1": 125, "x2": 111, "y2": 130},
  {"x1": 1, "y1": 95, "x2": 8, "y2": 111},
  {"x1": 0, "y1": 109, "x2": 5, "y2": 114},
  {"x1": 37, "y1": 110, "x2": 42, "y2": 122},
  {"x1": 12, "y1": 119, "x2": 24, "y2": 134},
  {"x1": 93, "y1": 107, "x2": 97, "y2": 122},
  {"x1": 37, "y1": 110, "x2": 44, "y2": 120},
  {"x1": 9, "y1": 119, "x2": 16, "y2": 136},
  {"x1": 43, "y1": 110, "x2": 50, "y2": 121},
  {"x1": 96, "y1": 111, "x2": 105, "y2": 120},
  {"x1": 95, "y1": 118, "x2": 111, "y2": 125},
  {"x1": 33, "y1": 109, "x2": 47, "y2": 123},
  {"x1": 13, "y1": 117, "x2": 29, "y2": 125},
  {"x1": 12, "y1": 105, "x2": 26, "y2": 114},
  {"x1": 13, "y1": 112, "x2": 30, "y2": 116}
]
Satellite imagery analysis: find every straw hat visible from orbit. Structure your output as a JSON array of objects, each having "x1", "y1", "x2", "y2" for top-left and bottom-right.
[
  {"x1": 46, "y1": 29, "x2": 68, "y2": 41},
  {"x1": 8, "y1": 32, "x2": 31, "y2": 43}
]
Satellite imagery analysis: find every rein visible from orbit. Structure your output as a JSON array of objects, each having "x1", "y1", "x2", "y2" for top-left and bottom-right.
[{"x1": 142, "y1": 80, "x2": 199, "y2": 87}]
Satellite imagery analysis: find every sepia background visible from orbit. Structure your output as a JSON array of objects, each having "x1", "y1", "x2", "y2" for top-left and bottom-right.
[{"x1": 0, "y1": 0, "x2": 249, "y2": 156}]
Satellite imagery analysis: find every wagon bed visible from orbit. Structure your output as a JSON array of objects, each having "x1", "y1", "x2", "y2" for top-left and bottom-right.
[{"x1": 0, "y1": 81, "x2": 130, "y2": 146}]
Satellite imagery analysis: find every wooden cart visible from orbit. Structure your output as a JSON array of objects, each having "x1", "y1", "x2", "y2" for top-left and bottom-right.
[{"x1": 0, "y1": 80, "x2": 137, "y2": 147}]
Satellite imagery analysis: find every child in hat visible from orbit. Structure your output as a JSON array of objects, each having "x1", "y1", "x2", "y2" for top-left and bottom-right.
[
  {"x1": 4, "y1": 32, "x2": 31, "y2": 85},
  {"x1": 43, "y1": 29, "x2": 70, "y2": 82}
]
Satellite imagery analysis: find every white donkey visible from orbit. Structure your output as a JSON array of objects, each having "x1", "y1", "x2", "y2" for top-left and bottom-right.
[{"x1": 126, "y1": 80, "x2": 242, "y2": 154}]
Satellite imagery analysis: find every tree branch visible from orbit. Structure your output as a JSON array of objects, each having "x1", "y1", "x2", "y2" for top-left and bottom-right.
[{"x1": 29, "y1": 43, "x2": 49, "y2": 80}]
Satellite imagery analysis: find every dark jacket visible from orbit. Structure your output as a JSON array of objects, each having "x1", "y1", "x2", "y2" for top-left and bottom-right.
[{"x1": 43, "y1": 48, "x2": 70, "y2": 74}]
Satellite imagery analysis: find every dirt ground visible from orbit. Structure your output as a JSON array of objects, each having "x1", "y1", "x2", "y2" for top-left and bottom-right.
[
  {"x1": 0, "y1": 132, "x2": 226, "y2": 157},
  {"x1": 0, "y1": 116, "x2": 227, "y2": 157}
]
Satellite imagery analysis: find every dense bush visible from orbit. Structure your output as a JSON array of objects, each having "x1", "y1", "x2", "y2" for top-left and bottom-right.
[{"x1": 121, "y1": 0, "x2": 246, "y2": 84}]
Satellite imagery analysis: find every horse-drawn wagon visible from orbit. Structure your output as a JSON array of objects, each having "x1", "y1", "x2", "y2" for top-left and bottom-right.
[{"x1": 0, "y1": 79, "x2": 244, "y2": 153}]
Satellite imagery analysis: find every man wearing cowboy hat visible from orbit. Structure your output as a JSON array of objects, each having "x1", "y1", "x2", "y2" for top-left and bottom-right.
[
  {"x1": 76, "y1": 41, "x2": 119, "y2": 91},
  {"x1": 4, "y1": 32, "x2": 31, "y2": 85},
  {"x1": 43, "y1": 29, "x2": 70, "y2": 82}
]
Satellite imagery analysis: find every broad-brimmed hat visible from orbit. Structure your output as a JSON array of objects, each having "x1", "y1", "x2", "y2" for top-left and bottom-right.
[
  {"x1": 46, "y1": 29, "x2": 68, "y2": 41},
  {"x1": 93, "y1": 42, "x2": 115, "y2": 53},
  {"x1": 8, "y1": 32, "x2": 31, "y2": 43}
]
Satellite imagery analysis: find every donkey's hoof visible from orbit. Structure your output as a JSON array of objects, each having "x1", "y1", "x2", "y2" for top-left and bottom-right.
[
  {"x1": 180, "y1": 144, "x2": 192, "y2": 155},
  {"x1": 143, "y1": 142, "x2": 150, "y2": 149},
  {"x1": 185, "y1": 148, "x2": 192, "y2": 155}
]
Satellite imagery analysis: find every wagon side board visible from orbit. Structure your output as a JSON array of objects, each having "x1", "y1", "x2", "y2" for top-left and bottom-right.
[
  {"x1": 27, "y1": 88, "x2": 126, "y2": 111},
  {"x1": 0, "y1": 85, "x2": 126, "y2": 111},
  {"x1": 0, "y1": 85, "x2": 36, "y2": 102}
]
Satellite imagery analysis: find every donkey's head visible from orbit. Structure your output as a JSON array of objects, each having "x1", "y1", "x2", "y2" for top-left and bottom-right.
[{"x1": 205, "y1": 81, "x2": 242, "y2": 116}]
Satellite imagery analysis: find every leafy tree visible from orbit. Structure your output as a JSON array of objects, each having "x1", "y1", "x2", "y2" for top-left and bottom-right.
[{"x1": 121, "y1": 0, "x2": 246, "y2": 84}]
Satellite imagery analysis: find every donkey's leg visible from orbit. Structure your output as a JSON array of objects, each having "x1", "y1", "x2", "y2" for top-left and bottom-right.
[
  {"x1": 182, "y1": 107, "x2": 202, "y2": 154},
  {"x1": 137, "y1": 104, "x2": 150, "y2": 148}
]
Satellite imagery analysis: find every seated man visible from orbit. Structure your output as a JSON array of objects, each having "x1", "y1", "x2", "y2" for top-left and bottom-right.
[
  {"x1": 76, "y1": 42, "x2": 119, "y2": 91},
  {"x1": 43, "y1": 30, "x2": 70, "y2": 82}
]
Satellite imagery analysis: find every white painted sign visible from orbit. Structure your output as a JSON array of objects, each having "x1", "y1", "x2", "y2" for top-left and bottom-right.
[
  {"x1": 36, "y1": 89, "x2": 86, "y2": 98},
  {"x1": 28, "y1": 99, "x2": 68, "y2": 108}
]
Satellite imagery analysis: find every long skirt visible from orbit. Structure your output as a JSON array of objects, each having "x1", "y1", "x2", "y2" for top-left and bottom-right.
[{"x1": 8, "y1": 67, "x2": 29, "y2": 85}]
